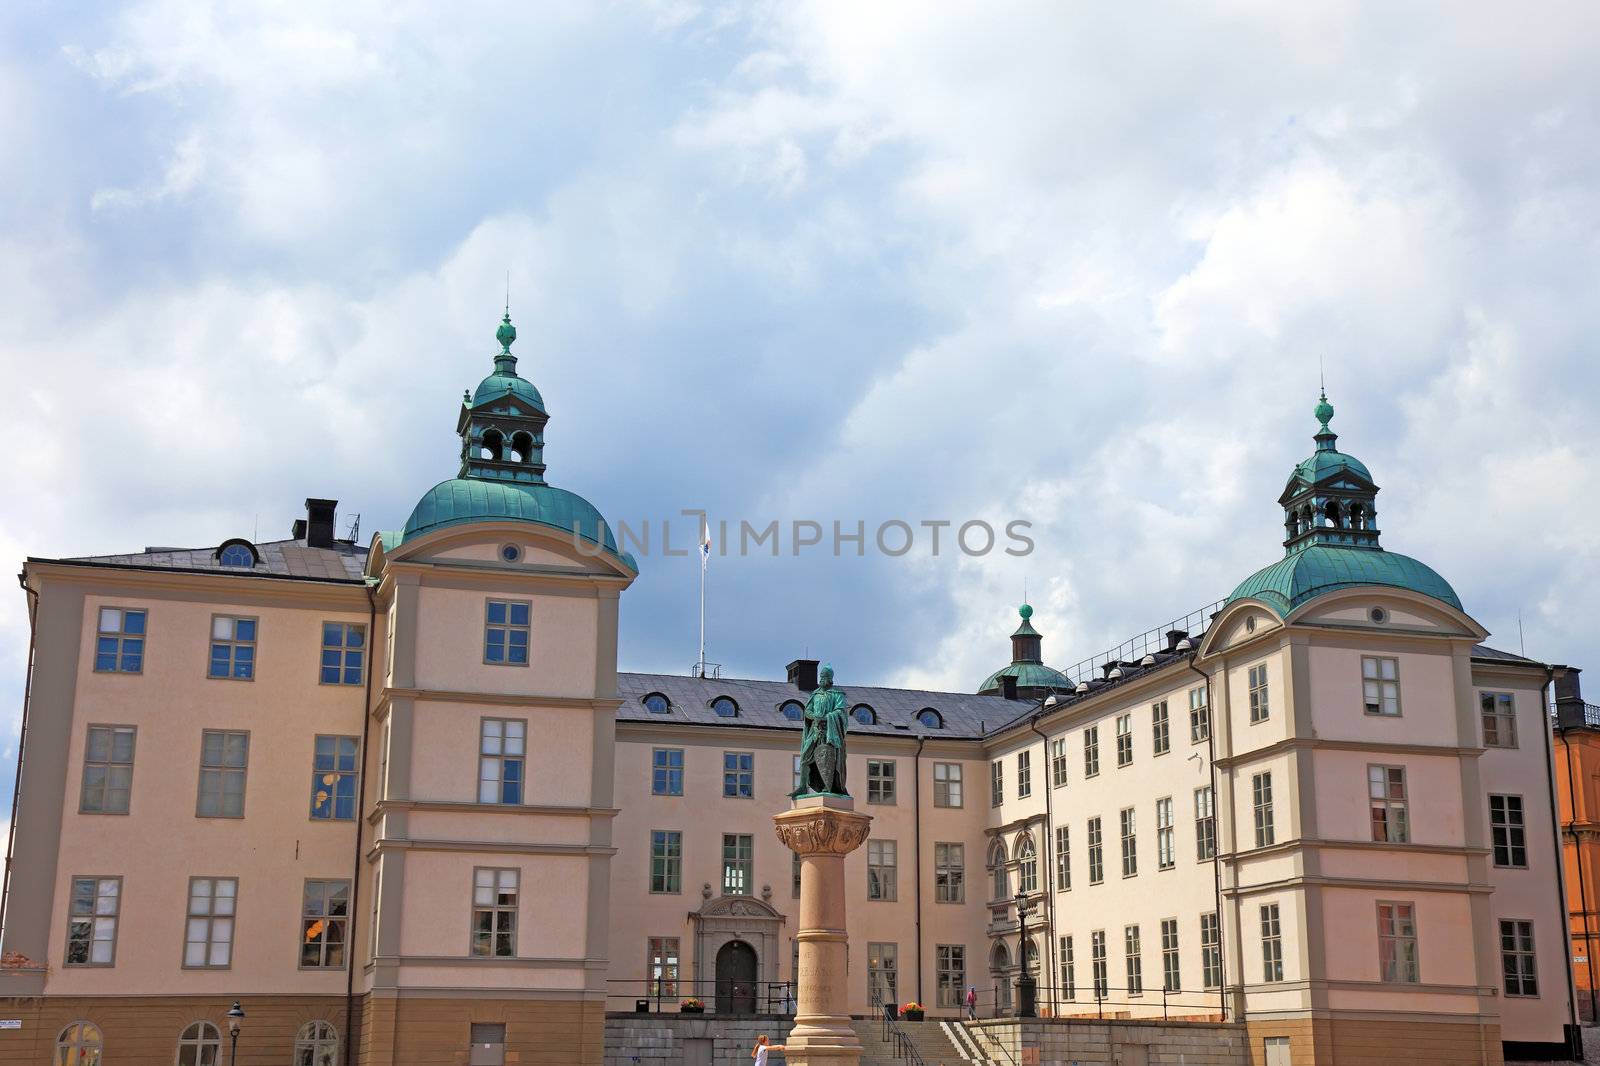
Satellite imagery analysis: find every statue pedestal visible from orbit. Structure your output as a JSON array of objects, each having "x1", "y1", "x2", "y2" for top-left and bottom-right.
[{"x1": 774, "y1": 795, "x2": 873, "y2": 1066}]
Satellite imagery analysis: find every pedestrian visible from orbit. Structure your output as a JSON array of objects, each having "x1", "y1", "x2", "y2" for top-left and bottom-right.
[
  {"x1": 965, "y1": 985, "x2": 977, "y2": 1020},
  {"x1": 752, "y1": 1034, "x2": 786, "y2": 1065}
]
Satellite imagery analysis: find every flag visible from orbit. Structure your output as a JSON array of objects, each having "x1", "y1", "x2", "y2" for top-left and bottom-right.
[{"x1": 700, "y1": 519, "x2": 712, "y2": 571}]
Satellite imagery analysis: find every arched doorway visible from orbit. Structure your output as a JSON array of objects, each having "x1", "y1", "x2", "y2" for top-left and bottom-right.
[{"x1": 715, "y1": 939, "x2": 758, "y2": 1015}]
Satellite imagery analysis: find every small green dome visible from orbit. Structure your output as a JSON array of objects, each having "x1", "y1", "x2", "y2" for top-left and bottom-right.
[
  {"x1": 472, "y1": 372, "x2": 545, "y2": 411},
  {"x1": 980, "y1": 661, "x2": 1071, "y2": 694},
  {"x1": 1227, "y1": 544, "x2": 1460, "y2": 617},
  {"x1": 402, "y1": 478, "x2": 634, "y2": 568},
  {"x1": 1293, "y1": 449, "x2": 1371, "y2": 484}
]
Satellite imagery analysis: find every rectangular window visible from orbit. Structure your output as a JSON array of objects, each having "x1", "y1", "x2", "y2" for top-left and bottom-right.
[
  {"x1": 1059, "y1": 934, "x2": 1076, "y2": 1000},
  {"x1": 1248, "y1": 663, "x2": 1270, "y2": 723},
  {"x1": 1055, "y1": 825, "x2": 1070, "y2": 890},
  {"x1": 80, "y1": 725, "x2": 135, "y2": 814},
  {"x1": 1152, "y1": 700, "x2": 1170, "y2": 755},
  {"x1": 867, "y1": 759, "x2": 896, "y2": 804},
  {"x1": 1260, "y1": 903, "x2": 1284, "y2": 983},
  {"x1": 1018, "y1": 838, "x2": 1039, "y2": 894},
  {"x1": 1161, "y1": 918, "x2": 1180, "y2": 991},
  {"x1": 319, "y1": 622, "x2": 366, "y2": 685},
  {"x1": 1482, "y1": 692, "x2": 1518, "y2": 748},
  {"x1": 1116, "y1": 713, "x2": 1133, "y2": 767},
  {"x1": 936, "y1": 945, "x2": 966, "y2": 1008},
  {"x1": 1091, "y1": 930, "x2": 1108, "y2": 999},
  {"x1": 1189, "y1": 686, "x2": 1210, "y2": 742},
  {"x1": 478, "y1": 719, "x2": 525, "y2": 804},
  {"x1": 1084, "y1": 726, "x2": 1100, "y2": 777},
  {"x1": 1195, "y1": 786, "x2": 1216, "y2": 860},
  {"x1": 1490, "y1": 794, "x2": 1527, "y2": 868},
  {"x1": 722, "y1": 833, "x2": 753, "y2": 895},
  {"x1": 1051, "y1": 738, "x2": 1069, "y2": 787},
  {"x1": 935, "y1": 842, "x2": 965, "y2": 903},
  {"x1": 184, "y1": 877, "x2": 237, "y2": 968},
  {"x1": 1017, "y1": 750, "x2": 1032, "y2": 798},
  {"x1": 934, "y1": 762, "x2": 963, "y2": 807},
  {"x1": 471, "y1": 868, "x2": 518, "y2": 957},
  {"x1": 867, "y1": 839, "x2": 898, "y2": 901},
  {"x1": 868, "y1": 942, "x2": 898, "y2": 1005},
  {"x1": 652, "y1": 748, "x2": 684, "y2": 796},
  {"x1": 484, "y1": 600, "x2": 531, "y2": 665},
  {"x1": 991, "y1": 760, "x2": 1004, "y2": 807},
  {"x1": 650, "y1": 830, "x2": 682, "y2": 894},
  {"x1": 300, "y1": 879, "x2": 349, "y2": 970},
  {"x1": 1369, "y1": 765, "x2": 1410, "y2": 843},
  {"x1": 1119, "y1": 807, "x2": 1138, "y2": 877},
  {"x1": 1201, "y1": 912, "x2": 1221, "y2": 988},
  {"x1": 723, "y1": 751, "x2": 754, "y2": 798},
  {"x1": 792, "y1": 851, "x2": 801, "y2": 899},
  {"x1": 1253, "y1": 772, "x2": 1276, "y2": 848},
  {"x1": 64, "y1": 876, "x2": 120, "y2": 966},
  {"x1": 197, "y1": 729, "x2": 249, "y2": 818},
  {"x1": 1377, "y1": 901, "x2": 1419, "y2": 983},
  {"x1": 208, "y1": 615, "x2": 257, "y2": 680},
  {"x1": 648, "y1": 936, "x2": 680, "y2": 998},
  {"x1": 1156, "y1": 797, "x2": 1175, "y2": 870},
  {"x1": 94, "y1": 607, "x2": 146, "y2": 673},
  {"x1": 310, "y1": 735, "x2": 358, "y2": 820},
  {"x1": 1125, "y1": 925, "x2": 1144, "y2": 996},
  {"x1": 1088, "y1": 816, "x2": 1104, "y2": 885},
  {"x1": 1501, "y1": 919, "x2": 1538, "y2": 997},
  {"x1": 1362, "y1": 656, "x2": 1401, "y2": 716}
]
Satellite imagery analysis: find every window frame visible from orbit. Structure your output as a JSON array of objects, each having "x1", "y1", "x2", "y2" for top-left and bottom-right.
[
  {"x1": 1361, "y1": 656, "x2": 1401, "y2": 716},
  {"x1": 990, "y1": 760, "x2": 1004, "y2": 807},
  {"x1": 470, "y1": 866, "x2": 520, "y2": 958},
  {"x1": 1377, "y1": 900, "x2": 1420, "y2": 984},
  {"x1": 867, "y1": 759, "x2": 897, "y2": 805},
  {"x1": 478, "y1": 718, "x2": 527, "y2": 805},
  {"x1": 1115, "y1": 713, "x2": 1133, "y2": 767},
  {"x1": 1087, "y1": 816, "x2": 1104, "y2": 886},
  {"x1": 934, "y1": 842, "x2": 965, "y2": 904},
  {"x1": 1125, "y1": 923, "x2": 1144, "y2": 997},
  {"x1": 63, "y1": 875, "x2": 121, "y2": 968},
  {"x1": 1252, "y1": 771, "x2": 1275, "y2": 848},
  {"x1": 1490, "y1": 794, "x2": 1528, "y2": 868},
  {"x1": 1152, "y1": 700, "x2": 1170, "y2": 756},
  {"x1": 649, "y1": 830, "x2": 682, "y2": 894},
  {"x1": 183, "y1": 875, "x2": 238, "y2": 970},
  {"x1": 936, "y1": 944, "x2": 966, "y2": 1008},
  {"x1": 1248, "y1": 663, "x2": 1270, "y2": 724},
  {"x1": 1060, "y1": 934, "x2": 1076, "y2": 1001},
  {"x1": 93, "y1": 605, "x2": 147, "y2": 674},
  {"x1": 1017, "y1": 749, "x2": 1032, "y2": 798},
  {"x1": 299, "y1": 878, "x2": 351, "y2": 971},
  {"x1": 483, "y1": 599, "x2": 532, "y2": 667},
  {"x1": 647, "y1": 936, "x2": 681, "y2": 999},
  {"x1": 79, "y1": 723, "x2": 136, "y2": 815},
  {"x1": 1481, "y1": 691, "x2": 1518, "y2": 749},
  {"x1": 196, "y1": 728, "x2": 250, "y2": 819},
  {"x1": 1016, "y1": 834, "x2": 1038, "y2": 895},
  {"x1": 309, "y1": 734, "x2": 359, "y2": 821},
  {"x1": 318, "y1": 621, "x2": 367, "y2": 686},
  {"x1": 1189, "y1": 685, "x2": 1210, "y2": 743},
  {"x1": 1201, "y1": 911, "x2": 1222, "y2": 988},
  {"x1": 722, "y1": 833, "x2": 754, "y2": 896},
  {"x1": 1055, "y1": 824, "x2": 1070, "y2": 891},
  {"x1": 933, "y1": 761, "x2": 963, "y2": 808},
  {"x1": 1156, "y1": 796, "x2": 1175, "y2": 870},
  {"x1": 867, "y1": 941, "x2": 899, "y2": 1005},
  {"x1": 1161, "y1": 917, "x2": 1180, "y2": 991},
  {"x1": 1084, "y1": 725, "x2": 1100, "y2": 777},
  {"x1": 1368, "y1": 764, "x2": 1410, "y2": 844},
  {"x1": 722, "y1": 750, "x2": 755, "y2": 799},
  {"x1": 1195, "y1": 785, "x2": 1216, "y2": 861},
  {"x1": 177, "y1": 1021, "x2": 223, "y2": 1064},
  {"x1": 1050, "y1": 737, "x2": 1069, "y2": 788},
  {"x1": 1119, "y1": 807, "x2": 1138, "y2": 878},
  {"x1": 651, "y1": 747, "x2": 685, "y2": 797},
  {"x1": 1260, "y1": 902, "x2": 1284, "y2": 983},
  {"x1": 207, "y1": 614, "x2": 258, "y2": 681},
  {"x1": 867, "y1": 839, "x2": 898, "y2": 901},
  {"x1": 1500, "y1": 918, "x2": 1539, "y2": 998},
  {"x1": 1090, "y1": 929, "x2": 1109, "y2": 999}
]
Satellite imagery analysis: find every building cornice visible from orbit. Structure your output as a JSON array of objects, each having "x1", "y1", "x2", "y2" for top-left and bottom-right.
[
  {"x1": 366, "y1": 798, "x2": 620, "y2": 826},
  {"x1": 22, "y1": 559, "x2": 368, "y2": 608},
  {"x1": 1213, "y1": 735, "x2": 1486, "y2": 769}
]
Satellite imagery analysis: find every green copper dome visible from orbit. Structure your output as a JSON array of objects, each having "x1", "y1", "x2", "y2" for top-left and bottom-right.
[
  {"x1": 401, "y1": 478, "x2": 634, "y2": 569},
  {"x1": 1227, "y1": 544, "x2": 1460, "y2": 617},
  {"x1": 1292, "y1": 448, "x2": 1371, "y2": 484},
  {"x1": 980, "y1": 661, "x2": 1072, "y2": 694}
]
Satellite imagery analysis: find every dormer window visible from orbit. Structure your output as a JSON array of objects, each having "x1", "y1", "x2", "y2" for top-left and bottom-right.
[
  {"x1": 852, "y1": 704, "x2": 877, "y2": 726},
  {"x1": 711, "y1": 697, "x2": 739, "y2": 718},
  {"x1": 642, "y1": 693, "x2": 671, "y2": 715},
  {"x1": 780, "y1": 700, "x2": 804, "y2": 722},
  {"x1": 216, "y1": 540, "x2": 258, "y2": 568},
  {"x1": 917, "y1": 708, "x2": 944, "y2": 730}
]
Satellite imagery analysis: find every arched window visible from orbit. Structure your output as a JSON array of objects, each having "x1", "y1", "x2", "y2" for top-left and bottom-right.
[
  {"x1": 217, "y1": 540, "x2": 257, "y2": 568},
  {"x1": 916, "y1": 708, "x2": 943, "y2": 730},
  {"x1": 990, "y1": 940, "x2": 1011, "y2": 972},
  {"x1": 481, "y1": 428, "x2": 504, "y2": 461},
  {"x1": 1016, "y1": 834, "x2": 1038, "y2": 894},
  {"x1": 711, "y1": 697, "x2": 739, "y2": 718},
  {"x1": 642, "y1": 693, "x2": 670, "y2": 715},
  {"x1": 852, "y1": 704, "x2": 876, "y2": 726},
  {"x1": 1023, "y1": 938, "x2": 1040, "y2": 974},
  {"x1": 510, "y1": 431, "x2": 534, "y2": 464},
  {"x1": 294, "y1": 1020, "x2": 339, "y2": 1066},
  {"x1": 780, "y1": 700, "x2": 804, "y2": 722},
  {"x1": 1349, "y1": 501, "x2": 1365, "y2": 529},
  {"x1": 177, "y1": 1020, "x2": 220, "y2": 1065},
  {"x1": 1323, "y1": 499, "x2": 1340, "y2": 528},
  {"x1": 56, "y1": 1022, "x2": 103, "y2": 1066},
  {"x1": 988, "y1": 839, "x2": 1009, "y2": 901}
]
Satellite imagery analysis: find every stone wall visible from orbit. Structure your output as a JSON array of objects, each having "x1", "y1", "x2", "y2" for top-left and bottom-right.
[
  {"x1": 605, "y1": 1013, "x2": 795, "y2": 1066},
  {"x1": 967, "y1": 1016, "x2": 1247, "y2": 1066}
]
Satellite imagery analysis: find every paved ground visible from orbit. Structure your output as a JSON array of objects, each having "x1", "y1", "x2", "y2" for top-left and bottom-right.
[{"x1": 1519, "y1": 1026, "x2": 1599, "y2": 1065}]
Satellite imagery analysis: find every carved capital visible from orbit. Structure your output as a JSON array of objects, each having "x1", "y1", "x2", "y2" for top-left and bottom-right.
[{"x1": 773, "y1": 807, "x2": 872, "y2": 857}]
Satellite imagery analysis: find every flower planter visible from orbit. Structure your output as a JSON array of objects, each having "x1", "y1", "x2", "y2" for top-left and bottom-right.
[
  {"x1": 679, "y1": 1006, "x2": 704, "y2": 1014},
  {"x1": 902, "y1": 1009, "x2": 925, "y2": 1021}
]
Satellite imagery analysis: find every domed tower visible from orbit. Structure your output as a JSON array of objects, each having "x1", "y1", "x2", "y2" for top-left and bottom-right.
[
  {"x1": 457, "y1": 312, "x2": 549, "y2": 484},
  {"x1": 978, "y1": 603, "x2": 1072, "y2": 699}
]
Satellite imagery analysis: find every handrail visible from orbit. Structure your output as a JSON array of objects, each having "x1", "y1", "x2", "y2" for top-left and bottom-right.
[
  {"x1": 604, "y1": 977, "x2": 793, "y2": 1014},
  {"x1": 1058, "y1": 599, "x2": 1224, "y2": 687},
  {"x1": 869, "y1": 987, "x2": 926, "y2": 1066}
]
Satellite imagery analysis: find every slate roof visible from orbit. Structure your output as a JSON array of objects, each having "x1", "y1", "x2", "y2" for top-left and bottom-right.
[
  {"x1": 45, "y1": 538, "x2": 367, "y2": 583},
  {"x1": 616, "y1": 672, "x2": 1018, "y2": 739},
  {"x1": 1471, "y1": 644, "x2": 1540, "y2": 665}
]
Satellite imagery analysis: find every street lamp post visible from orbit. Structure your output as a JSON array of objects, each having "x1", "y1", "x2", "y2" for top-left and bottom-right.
[
  {"x1": 226, "y1": 1001, "x2": 245, "y2": 1066},
  {"x1": 1014, "y1": 891, "x2": 1037, "y2": 1018}
]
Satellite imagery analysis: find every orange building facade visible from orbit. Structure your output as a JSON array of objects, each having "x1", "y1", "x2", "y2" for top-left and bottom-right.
[{"x1": 1554, "y1": 668, "x2": 1600, "y2": 1023}]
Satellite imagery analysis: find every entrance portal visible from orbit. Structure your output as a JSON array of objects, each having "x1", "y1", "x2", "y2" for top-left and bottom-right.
[{"x1": 715, "y1": 939, "x2": 758, "y2": 1015}]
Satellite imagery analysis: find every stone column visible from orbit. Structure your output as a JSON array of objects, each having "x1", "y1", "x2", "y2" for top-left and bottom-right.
[{"x1": 774, "y1": 795, "x2": 873, "y2": 1066}]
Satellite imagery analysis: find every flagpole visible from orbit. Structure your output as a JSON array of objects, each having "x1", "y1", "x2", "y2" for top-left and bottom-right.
[{"x1": 698, "y1": 517, "x2": 708, "y2": 676}]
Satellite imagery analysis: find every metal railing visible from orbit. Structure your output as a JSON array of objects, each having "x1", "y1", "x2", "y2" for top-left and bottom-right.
[
  {"x1": 1057, "y1": 600, "x2": 1224, "y2": 688},
  {"x1": 869, "y1": 987, "x2": 926, "y2": 1065},
  {"x1": 606, "y1": 978, "x2": 793, "y2": 1015},
  {"x1": 962, "y1": 981, "x2": 1227, "y2": 1022}
]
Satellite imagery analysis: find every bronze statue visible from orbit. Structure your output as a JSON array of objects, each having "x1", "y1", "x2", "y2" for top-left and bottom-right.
[{"x1": 793, "y1": 663, "x2": 850, "y2": 797}]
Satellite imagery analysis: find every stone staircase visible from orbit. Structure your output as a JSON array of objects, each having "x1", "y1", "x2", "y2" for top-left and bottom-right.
[{"x1": 848, "y1": 1017, "x2": 974, "y2": 1065}]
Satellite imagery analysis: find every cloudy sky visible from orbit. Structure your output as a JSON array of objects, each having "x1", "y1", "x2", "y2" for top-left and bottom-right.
[{"x1": 2, "y1": 2, "x2": 1598, "y2": 815}]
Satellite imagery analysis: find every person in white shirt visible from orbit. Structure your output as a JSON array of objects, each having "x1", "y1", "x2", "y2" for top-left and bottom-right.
[{"x1": 751, "y1": 1034, "x2": 786, "y2": 1065}]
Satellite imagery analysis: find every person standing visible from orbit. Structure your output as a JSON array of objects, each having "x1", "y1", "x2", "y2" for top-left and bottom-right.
[
  {"x1": 752, "y1": 1034, "x2": 786, "y2": 1064},
  {"x1": 965, "y1": 985, "x2": 978, "y2": 1020}
]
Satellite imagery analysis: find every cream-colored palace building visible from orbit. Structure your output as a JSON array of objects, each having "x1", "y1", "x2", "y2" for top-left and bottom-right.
[{"x1": 0, "y1": 315, "x2": 1580, "y2": 1065}]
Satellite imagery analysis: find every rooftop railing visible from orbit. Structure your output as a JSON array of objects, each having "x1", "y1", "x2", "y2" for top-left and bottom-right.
[{"x1": 1058, "y1": 599, "x2": 1226, "y2": 689}]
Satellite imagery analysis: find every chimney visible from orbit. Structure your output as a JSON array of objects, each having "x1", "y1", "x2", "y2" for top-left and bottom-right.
[
  {"x1": 1556, "y1": 667, "x2": 1588, "y2": 730},
  {"x1": 787, "y1": 659, "x2": 820, "y2": 692},
  {"x1": 292, "y1": 519, "x2": 308, "y2": 540},
  {"x1": 999, "y1": 675, "x2": 1019, "y2": 701},
  {"x1": 304, "y1": 498, "x2": 338, "y2": 549},
  {"x1": 1165, "y1": 629, "x2": 1188, "y2": 653}
]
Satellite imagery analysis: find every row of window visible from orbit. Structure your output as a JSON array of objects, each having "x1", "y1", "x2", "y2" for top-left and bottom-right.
[
  {"x1": 53, "y1": 1020, "x2": 338, "y2": 1066},
  {"x1": 644, "y1": 939, "x2": 975, "y2": 1009},
  {"x1": 652, "y1": 749, "x2": 942, "y2": 805},
  {"x1": 639, "y1": 691, "x2": 946, "y2": 730},
  {"x1": 95, "y1": 607, "x2": 369, "y2": 684},
  {"x1": 77, "y1": 726, "x2": 358, "y2": 820},
  {"x1": 65, "y1": 876, "x2": 348, "y2": 971}
]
